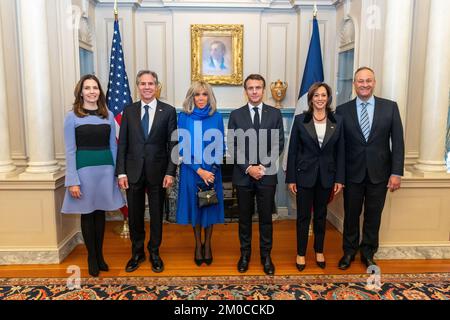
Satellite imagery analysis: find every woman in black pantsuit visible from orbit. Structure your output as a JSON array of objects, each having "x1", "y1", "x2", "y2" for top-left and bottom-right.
[{"x1": 286, "y1": 82, "x2": 345, "y2": 271}]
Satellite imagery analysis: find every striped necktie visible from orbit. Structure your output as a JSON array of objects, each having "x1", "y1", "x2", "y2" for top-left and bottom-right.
[{"x1": 360, "y1": 102, "x2": 370, "y2": 141}]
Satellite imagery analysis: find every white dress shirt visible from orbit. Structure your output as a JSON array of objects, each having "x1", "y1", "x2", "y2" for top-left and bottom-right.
[
  {"x1": 314, "y1": 122, "x2": 326, "y2": 147},
  {"x1": 141, "y1": 99, "x2": 157, "y2": 136},
  {"x1": 118, "y1": 99, "x2": 158, "y2": 180},
  {"x1": 246, "y1": 102, "x2": 264, "y2": 175},
  {"x1": 248, "y1": 102, "x2": 263, "y2": 124}
]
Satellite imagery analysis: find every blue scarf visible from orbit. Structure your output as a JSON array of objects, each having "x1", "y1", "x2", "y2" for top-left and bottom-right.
[
  {"x1": 190, "y1": 104, "x2": 211, "y2": 120},
  {"x1": 184, "y1": 104, "x2": 217, "y2": 171}
]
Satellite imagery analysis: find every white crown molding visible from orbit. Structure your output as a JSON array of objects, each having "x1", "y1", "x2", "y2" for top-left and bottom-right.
[
  {"x1": 339, "y1": 18, "x2": 355, "y2": 50},
  {"x1": 291, "y1": 0, "x2": 340, "y2": 6},
  {"x1": 93, "y1": 0, "x2": 339, "y2": 9},
  {"x1": 78, "y1": 17, "x2": 95, "y2": 49}
]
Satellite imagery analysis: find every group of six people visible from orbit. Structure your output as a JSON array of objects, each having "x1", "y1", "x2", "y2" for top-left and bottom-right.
[{"x1": 61, "y1": 67, "x2": 404, "y2": 277}]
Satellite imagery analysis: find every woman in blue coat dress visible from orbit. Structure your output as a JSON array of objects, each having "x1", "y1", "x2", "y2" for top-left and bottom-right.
[{"x1": 176, "y1": 81, "x2": 225, "y2": 266}]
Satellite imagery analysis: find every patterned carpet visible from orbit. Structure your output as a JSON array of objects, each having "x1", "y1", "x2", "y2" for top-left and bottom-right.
[{"x1": 0, "y1": 273, "x2": 448, "y2": 300}]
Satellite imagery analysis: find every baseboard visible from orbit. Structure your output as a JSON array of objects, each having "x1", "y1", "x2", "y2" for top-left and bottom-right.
[
  {"x1": 375, "y1": 244, "x2": 450, "y2": 260},
  {"x1": 0, "y1": 231, "x2": 83, "y2": 265},
  {"x1": 326, "y1": 209, "x2": 344, "y2": 233}
]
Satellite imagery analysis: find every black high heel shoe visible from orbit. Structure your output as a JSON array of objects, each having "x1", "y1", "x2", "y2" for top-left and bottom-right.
[
  {"x1": 203, "y1": 244, "x2": 213, "y2": 266},
  {"x1": 88, "y1": 256, "x2": 99, "y2": 277},
  {"x1": 296, "y1": 262, "x2": 306, "y2": 272},
  {"x1": 315, "y1": 253, "x2": 326, "y2": 269},
  {"x1": 194, "y1": 245, "x2": 203, "y2": 266},
  {"x1": 296, "y1": 256, "x2": 306, "y2": 272}
]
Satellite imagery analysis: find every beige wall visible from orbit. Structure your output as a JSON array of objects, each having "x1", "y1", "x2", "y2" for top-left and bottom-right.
[
  {"x1": 328, "y1": 180, "x2": 450, "y2": 244},
  {"x1": 94, "y1": 4, "x2": 337, "y2": 108},
  {"x1": 335, "y1": 0, "x2": 437, "y2": 167},
  {"x1": 0, "y1": 0, "x2": 27, "y2": 167},
  {"x1": 405, "y1": 0, "x2": 430, "y2": 165},
  {"x1": 328, "y1": 0, "x2": 450, "y2": 257},
  {"x1": 0, "y1": 0, "x2": 81, "y2": 264},
  {"x1": 0, "y1": 0, "x2": 79, "y2": 168},
  {"x1": 0, "y1": 174, "x2": 80, "y2": 264},
  {"x1": 0, "y1": 0, "x2": 448, "y2": 262},
  {"x1": 1, "y1": 2, "x2": 446, "y2": 171}
]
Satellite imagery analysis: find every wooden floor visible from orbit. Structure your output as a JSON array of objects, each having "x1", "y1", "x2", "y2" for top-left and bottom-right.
[{"x1": 1, "y1": 220, "x2": 449, "y2": 278}]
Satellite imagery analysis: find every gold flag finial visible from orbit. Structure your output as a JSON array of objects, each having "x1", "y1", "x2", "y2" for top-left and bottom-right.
[
  {"x1": 313, "y1": 3, "x2": 318, "y2": 17},
  {"x1": 114, "y1": 0, "x2": 118, "y2": 21}
]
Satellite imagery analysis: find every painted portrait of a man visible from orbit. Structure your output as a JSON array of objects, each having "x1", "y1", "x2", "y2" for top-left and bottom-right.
[{"x1": 202, "y1": 37, "x2": 232, "y2": 76}]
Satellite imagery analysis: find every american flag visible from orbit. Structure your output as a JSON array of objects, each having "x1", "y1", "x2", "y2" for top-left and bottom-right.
[
  {"x1": 107, "y1": 19, "x2": 132, "y2": 139},
  {"x1": 107, "y1": 18, "x2": 131, "y2": 219}
]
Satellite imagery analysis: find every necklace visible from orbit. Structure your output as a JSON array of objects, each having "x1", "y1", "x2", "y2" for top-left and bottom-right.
[{"x1": 313, "y1": 113, "x2": 327, "y2": 122}]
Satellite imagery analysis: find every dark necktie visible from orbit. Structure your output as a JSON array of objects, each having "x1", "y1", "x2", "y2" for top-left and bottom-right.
[
  {"x1": 142, "y1": 105, "x2": 149, "y2": 139},
  {"x1": 253, "y1": 107, "x2": 260, "y2": 130},
  {"x1": 253, "y1": 107, "x2": 260, "y2": 164}
]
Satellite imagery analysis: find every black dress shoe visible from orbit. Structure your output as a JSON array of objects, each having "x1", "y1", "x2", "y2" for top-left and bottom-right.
[
  {"x1": 296, "y1": 263, "x2": 306, "y2": 272},
  {"x1": 125, "y1": 254, "x2": 145, "y2": 273},
  {"x1": 361, "y1": 255, "x2": 377, "y2": 268},
  {"x1": 97, "y1": 259, "x2": 109, "y2": 272},
  {"x1": 150, "y1": 253, "x2": 164, "y2": 273},
  {"x1": 203, "y1": 244, "x2": 213, "y2": 266},
  {"x1": 338, "y1": 255, "x2": 355, "y2": 270},
  {"x1": 237, "y1": 256, "x2": 250, "y2": 273},
  {"x1": 261, "y1": 256, "x2": 275, "y2": 276}
]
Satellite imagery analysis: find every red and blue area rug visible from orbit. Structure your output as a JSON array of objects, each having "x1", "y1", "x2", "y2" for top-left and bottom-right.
[{"x1": 0, "y1": 273, "x2": 448, "y2": 300}]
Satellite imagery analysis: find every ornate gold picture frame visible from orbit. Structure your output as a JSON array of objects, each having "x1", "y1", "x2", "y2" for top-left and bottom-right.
[{"x1": 191, "y1": 24, "x2": 243, "y2": 85}]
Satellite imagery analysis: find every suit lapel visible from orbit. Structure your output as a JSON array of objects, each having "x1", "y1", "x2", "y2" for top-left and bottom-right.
[
  {"x1": 147, "y1": 100, "x2": 163, "y2": 140},
  {"x1": 367, "y1": 97, "x2": 380, "y2": 142},
  {"x1": 304, "y1": 117, "x2": 320, "y2": 148},
  {"x1": 132, "y1": 102, "x2": 147, "y2": 141},
  {"x1": 349, "y1": 99, "x2": 366, "y2": 142},
  {"x1": 321, "y1": 118, "x2": 336, "y2": 149},
  {"x1": 242, "y1": 105, "x2": 254, "y2": 128},
  {"x1": 260, "y1": 104, "x2": 269, "y2": 129}
]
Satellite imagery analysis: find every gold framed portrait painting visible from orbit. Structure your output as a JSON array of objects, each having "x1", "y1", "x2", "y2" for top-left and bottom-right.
[{"x1": 191, "y1": 24, "x2": 243, "y2": 85}]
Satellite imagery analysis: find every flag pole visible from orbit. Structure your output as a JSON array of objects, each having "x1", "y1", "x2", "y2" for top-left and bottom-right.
[
  {"x1": 282, "y1": 0, "x2": 323, "y2": 173},
  {"x1": 311, "y1": 2, "x2": 320, "y2": 237},
  {"x1": 111, "y1": 0, "x2": 130, "y2": 239}
]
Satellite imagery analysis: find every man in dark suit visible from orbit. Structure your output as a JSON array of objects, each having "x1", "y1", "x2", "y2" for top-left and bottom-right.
[
  {"x1": 228, "y1": 74, "x2": 284, "y2": 275},
  {"x1": 116, "y1": 70, "x2": 177, "y2": 273},
  {"x1": 336, "y1": 67, "x2": 404, "y2": 270}
]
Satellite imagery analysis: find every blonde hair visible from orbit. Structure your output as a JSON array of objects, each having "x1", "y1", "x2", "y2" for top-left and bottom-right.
[{"x1": 182, "y1": 81, "x2": 217, "y2": 115}]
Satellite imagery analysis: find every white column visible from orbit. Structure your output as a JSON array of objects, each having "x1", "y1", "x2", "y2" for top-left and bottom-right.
[
  {"x1": 0, "y1": 15, "x2": 17, "y2": 177},
  {"x1": 381, "y1": 0, "x2": 413, "y2": 123},
  {"x1": 414, "y1": 0, "x2": 450, "y2": 173},
  {"x1": 18, "y1": 0, "x2": 59, "y2": 176}
]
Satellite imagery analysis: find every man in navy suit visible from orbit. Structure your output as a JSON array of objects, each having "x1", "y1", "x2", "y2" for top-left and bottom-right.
[
  {"x1": 116, "y1": 70, "x2": 177, "y2": 273},
  {"x1": 336, "y1": 67, "x2": 404, "y2": 269},
  {"x1": 228, "y1": 74, "x2": 284, "y2": 275}
]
